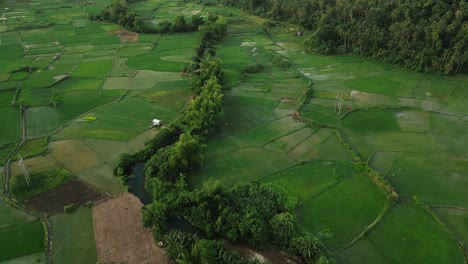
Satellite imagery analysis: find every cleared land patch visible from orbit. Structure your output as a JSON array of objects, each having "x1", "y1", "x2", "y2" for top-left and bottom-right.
[
  {"x1": 93, "y1": 193, "x2": 168, "y2": 264},
  {"x1": 25, "y1": 178, "x2": 105, "y2": 215}
]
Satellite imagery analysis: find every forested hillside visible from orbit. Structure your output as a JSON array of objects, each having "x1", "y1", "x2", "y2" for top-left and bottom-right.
[{"x1": 222, "y1": 0, "x2": 467, "y2": 75}]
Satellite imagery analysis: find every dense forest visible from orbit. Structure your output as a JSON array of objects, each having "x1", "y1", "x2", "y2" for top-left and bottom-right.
[{"x1": 222, "y1": 0, "x2": 467, "y2": 75}]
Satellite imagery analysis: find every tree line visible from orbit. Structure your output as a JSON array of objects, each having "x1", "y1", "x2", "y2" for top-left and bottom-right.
[
  {"x1": 222, "y1": 0, "x2": 467, "y2": 75},
  {"x1": 112, "y1": 10, "x2": 331, "y2": 263},
  {"x1": 89, "y1": 0, "x2": 208, "y2": 34}
]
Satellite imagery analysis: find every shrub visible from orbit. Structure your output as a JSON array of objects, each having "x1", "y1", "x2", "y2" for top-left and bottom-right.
[{"x1": 64, "y1": 203, "x2": 77, "y2": 213}]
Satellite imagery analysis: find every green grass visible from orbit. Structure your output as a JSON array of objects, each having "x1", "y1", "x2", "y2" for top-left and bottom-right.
[
  {"x1": 0, "y1": 199, "x2": 36, "y2": 228},
  {"x1": 102, "y1": 76, "x2": 132, "y2": 90},
  {"x1": 220, "y1": 95, "x2": 287, "y2": 136},
  {"x1": 50, "y1": 207, "x2": 97, "y2": 264},
  {"x1": 109, "y1": 58, "x2": 137, "y2": 77},
  {"x1": 264, "y1": 127, "x2": 313, "y2": 153},
  {"x1": 129, "y1": 70, "x2": 185, "y2": 90},
  {"x1": 287, "y1": 128, "x2": 334, "y2": 161},
  {"x1": 26, "y1": 91, "x2": 115, "y2": 138},
  {"x1": 344, "y1": 74, "x2": 411, "y2": 96},
  {"x1": 364, "y1": 132, "x2": 440, "y2": 153},
  {"x1": 53, "y1": 78, "x2": 103, "y2": 92},
  {"x1": 0, "y1": 143, "x2": 16, "y2": 164},
  {"x1": 298, "y1": 174, "x2": 386, "y2": 250},
  {"x1": 234, "y1": 117, "x2": 307, "y2": 147},
  {"x1": 387, "y1": 153, "x2": 468, "y2": 207},
  {"x1": 189, "y1": 142, "x2": 296, "y2": 188},
  {"x1": 318, "y1": 133, "x2": 354, "y2": 161},
  {"x1": 0, "y1": 220, "x2": 45, "y2": 262},
  {"x1": 0, "y1": 44, "x2": 24, "y2": 61},
  {"x1": 129, "y1": 49, "x2": 194, "y2": 72},
  {"x1": 394, "y1": 111, "x2": 429, "y2": 132},
  {"x1": 261, "y1": 160, "x2": 357, "y2": 202},
  {"x1": 433, "y1": 208, "x2": 468, "y2": 250},
  {"x1": 54, "y1": 97, "x2": 178, "y2": 141},
  {"x1": 136, "y1": 86, "x2": 190, "y2": 112},
  {"x1": 0, "y1": 91, "x2": 21, "y2": 145},
  {"x1": 369, "y1": 151, "x2": 395, "y2": 175},
  {"x1": 10, "y1": 167, "x2": 74, "y2": 203},
  {"x1": 0, "y1": 252, "x2": 46, "y2": 264},
  {"x1": 361, "y1": 204, "x2": 464, "y2": 264},
  {"x1": 71, "y1": 60, "x2": 112, "y2": 78},
  {"x1": 341, "y1": 110, "x2": 400, "y2": 135},
  {"x1": 430, "y1": 113, "x2": 467, "y2": 136},
  {"x1": 17, "y1": 137, "x2": 48, "y2": 159},
  {"x1": 78, "y1": 164, "x2": 126, "y2": 196},
  {"x1": 336, "y1": 239, "x2": 389, "y2": 264}
]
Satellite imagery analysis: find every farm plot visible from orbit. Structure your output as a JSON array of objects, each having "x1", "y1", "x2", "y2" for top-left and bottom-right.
[
  {"x1": 261, "y1": 160, "x2": 357, "y2": 202},
  {"x1": 0, "y1": 91, "x2": 21, "y2": 145},
  {"x1": 126, "y1": 33, "x2": 197, "y2": 72},
  {"x1": 190, "y1": 143, "x2": 296, "y2": 188},
  {"x1": 318, "y1": 133, "x2": 354, "y2": 161},
  {"x1": 298, "y1": 174, "x2": 385, "y2": 251},
  {"x1": 340, "y1": 110, "x2": 400, "y2": 135},
  {"x1": 433, "y1": 208, "x2": 468, "y2": 250},
  {"x1": 54, "y1": 97, "x2": 178, "y2": 141},
  {"x1": 0, "y1": 219, "x2": 45, "y2": 262},
  {"x1": 49, "y1": 140, "x2": 101, "y2": 175},
  {"x1": 50, "y1": 207, "x2": 98, "y2": 264},
  {"x1": 387, "y1": 153, "x2": 468, "y2": 207},
  {"x1": 337, "y1": 204, "x2": 464, "y2": 264},
  {"x1": 10, "y1": 167, "x2": 74, "y2": 203},
  {"x1": 25, "y1": 178, "x2": 105, "y2": 215},
  {"x1": 0, "y1": 198, "x2": 45, "y2": 262},
  {"x1": 93, "y1": 193, "x2": 168, "y2": 264}
]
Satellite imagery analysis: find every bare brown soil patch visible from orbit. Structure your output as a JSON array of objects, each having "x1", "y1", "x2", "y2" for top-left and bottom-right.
[
  {"x1": 25, "y1": 178, "x2": 105, "y2": 215},
  {"x1": 109, "y1": 29, "x2": 138, "y2": 42},
  {"x1": 93, "y1": 193, "x2": 168, "y2": 264}
]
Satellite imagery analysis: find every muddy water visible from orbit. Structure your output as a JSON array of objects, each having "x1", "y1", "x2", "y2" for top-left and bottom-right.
[
  {"x1": 224, "y1": 241, "x2": 300, "y2": 264},
  {"x1": 128, "y1": 163, "x2": 152, "y2": 205}
]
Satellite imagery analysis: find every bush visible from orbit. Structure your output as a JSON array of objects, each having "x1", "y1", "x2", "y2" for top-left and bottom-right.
[
  {"x1": 64, "y1": 203, "x2": 77, "y2": 213},
  {"x1": 240, "y1": 63, "x2": 264, "y2": 74}
]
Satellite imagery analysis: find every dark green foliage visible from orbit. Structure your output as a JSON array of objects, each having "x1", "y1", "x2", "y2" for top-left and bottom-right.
[
  {"x1": 90, "y1": 0, "x2": 145, "y2": 32},
  {"x1": 223, "y1": 0, "x2": 467, "y2": 75},
  {"x1": 173, "y1": 14, "x2": 187, "y2": 32},
  {"x1": 272, "y1": 55, "x2": 290, "y2": 69},
  {"x1": 144, "y1": 132, "x2": 205, "y2": 182},
  {"x1": 240, "y1": 64, "x2": 264, "y2": 74},
  {"x1": 10, "y1": 167, "x2": 73, "y2": 202},
  {"x1": 192, "y1": 13, "x2": 205, "y2": 30},
  {"x1": 158, "y1": 20, "x2": 172, "y2": 33},
  {"x1": 63, "y1": 203, "x2": 77, "y2": 213},
  {"x1": 162, "y1": 230, "x2": 264, "y2": 264},
  {"x1": 114, "y1": 153, "x2": 138, "y2": 177}
]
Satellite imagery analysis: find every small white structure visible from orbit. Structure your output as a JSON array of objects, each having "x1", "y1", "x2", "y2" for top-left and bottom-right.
[{"x1": 152, "y1": 119, "x2": 161, "y2": 127}]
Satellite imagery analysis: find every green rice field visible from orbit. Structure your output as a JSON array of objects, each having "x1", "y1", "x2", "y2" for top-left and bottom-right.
[
  {"x1": 0, "y1": 0, "x2": 466, "y2": 263},
  {"x1": 50, "y1": 207, "x2": 97, "y2": 264}
]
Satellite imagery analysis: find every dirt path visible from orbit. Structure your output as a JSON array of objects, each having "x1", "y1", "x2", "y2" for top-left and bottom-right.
[{"x1": 93, "y1": 193, "x2": 168, "y2": 264}]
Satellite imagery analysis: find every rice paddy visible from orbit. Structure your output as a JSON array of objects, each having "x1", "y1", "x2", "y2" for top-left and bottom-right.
[{"x1": 0, "y1": 0, "x2": 466, "y2": 263}]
